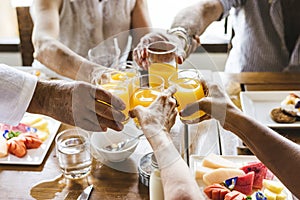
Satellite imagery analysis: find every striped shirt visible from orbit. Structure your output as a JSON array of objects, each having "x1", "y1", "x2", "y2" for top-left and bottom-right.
[{"x1": 219, "y1": 0, "x2": 300, "y2": 72}]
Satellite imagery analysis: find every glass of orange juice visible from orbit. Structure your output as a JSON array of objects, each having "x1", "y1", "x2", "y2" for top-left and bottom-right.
[
  {"x1": 147, "y1": 41, "x2": 177, "y2": 88},
  {"x1": 91, "y1": 68, "x2": 130, "y2": 124},
  {"x1": 116, "y1": 61, "x2": 140, "y2": 97},
  {"x1": 168, "y1": 69, "x2": 206, "y2": 123},
  {"x1": 100, "y1": 83, "x2": 130, "y2": 123},
  {"x1": 131, "y1": 74, "x2": 164, "y2": 128}
]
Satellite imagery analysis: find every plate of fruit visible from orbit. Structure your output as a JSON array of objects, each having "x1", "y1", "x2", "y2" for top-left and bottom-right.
[
  {"x1": 190, "y1": 153, "x2": 293, "y2": 200},
  {"x1": 0, "y1": 113, "x2": 61, "y2": 165}
]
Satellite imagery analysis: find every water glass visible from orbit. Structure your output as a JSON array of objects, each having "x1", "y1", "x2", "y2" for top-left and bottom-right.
[
  {"x1": 55, "y1": 128, "x2": 92, "y2": 179},
  {"x1": 147, "y1": 41, "x2": 178, "y2": 88}
]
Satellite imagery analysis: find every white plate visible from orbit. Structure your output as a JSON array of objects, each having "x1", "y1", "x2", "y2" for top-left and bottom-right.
[
  {"x1": 240, "y1": 91, "x2": 300, "y2": 128},
  {"x1": 0, "y1": 113, "x2": 61, "y2": 165},
  {"x1": 190, "y1": 155, "x2": 293, "y2": 200}
]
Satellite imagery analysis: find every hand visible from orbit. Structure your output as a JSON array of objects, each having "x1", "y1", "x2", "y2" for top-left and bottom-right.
[
  {"x1": 28, "y1": 80, "x2": 126, "y2": 132},
  {"x1": 180, "y1": 82, "x2": 240, "y2": 125},
  {"x1": 133, "y1": 31, "x2": 186, "y2": 70},
  {"x1": 129, "y1": 86, "x2": 177, "y2": 136},
  {"x1": 90, "y1": 67, "x2": 117, "y2": 85}
]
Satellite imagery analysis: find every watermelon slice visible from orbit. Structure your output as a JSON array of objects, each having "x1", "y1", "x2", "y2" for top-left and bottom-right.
[
  {"x1": 240, "y1": 161, "x2": 267, "y2": 189},
  {"x1": 233, "y1": 171, "x2": 255, "y2": 195},
  {"x1": 224, "y1": 190, "x2": 247, "y2": 200}
]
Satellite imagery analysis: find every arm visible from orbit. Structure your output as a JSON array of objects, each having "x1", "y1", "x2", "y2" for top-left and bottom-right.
[
  {"x1": 27, "y1": 80, "x2": 126, "y2": 132},
  {"x1": 170, "y1": 0, "x2": 224, "y2": 58},
  {"x1": 133, "y1": 0, "x2": 223, "y2": 68},
  {"x1": 181, "y1": 83, "x2": 300, "y2": 198},
  {"x1": 130, "y1": 87, "x2": 203, "y2": 200},
  {"x1": 31, "y1": 0, "x2": 102, "y2": 81},
  {"x1": 130, "y1": 0, "x2": 152, "y2": 46},
  {"x1": 171, "y1": 0, "x2": 223, "y2": 37}
]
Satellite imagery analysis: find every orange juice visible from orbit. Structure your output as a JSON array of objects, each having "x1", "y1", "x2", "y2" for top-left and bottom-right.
[
  {"x1": 130, "y1": 88, "x2": 160, "y2": 109},
  {"x1": 149, "y1": 63, "x2": 177, "y2": 88},
  {"x1": 174, "y1": 78, "x2": 205, "y2": 122},
  {"x1": 101, "y1": 83, "x2": 130, "y2": 123},
  {"x1": 130, "y1": 88, "x2": 160, "y2": 127}
]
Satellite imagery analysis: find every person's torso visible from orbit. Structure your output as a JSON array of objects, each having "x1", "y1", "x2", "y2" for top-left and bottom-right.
[
  {"x1": 59, "y1": 0, "x2": 136, "y2": 58},
  {"x1": 225, "y1": 0, "x2": 300, "y2": 72}
]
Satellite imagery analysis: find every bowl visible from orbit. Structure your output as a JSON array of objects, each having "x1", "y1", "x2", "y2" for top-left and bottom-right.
[{"x1": 91, "y1": 126, "x2": 140, "y2": 162}]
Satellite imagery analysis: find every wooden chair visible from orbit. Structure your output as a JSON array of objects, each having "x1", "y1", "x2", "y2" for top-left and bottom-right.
[{"x1": 15, "y1": 6, "x2": 34, "y2": 66}]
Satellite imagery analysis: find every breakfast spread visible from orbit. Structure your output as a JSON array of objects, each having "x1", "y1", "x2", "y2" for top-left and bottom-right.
[
  {"x1": 0, "y1": 115, "x2": 50, "y2": 158},
  {"x1": 270, "y1": 92, "x2": 300, "y2": 123},
  {"x1": 194, "y1": 154, "x2": 288, "y2": 200}
]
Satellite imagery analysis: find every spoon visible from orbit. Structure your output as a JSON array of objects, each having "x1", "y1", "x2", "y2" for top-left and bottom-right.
[{"x1": 103, "y1": 133, "x2": 144, "y2": 152}]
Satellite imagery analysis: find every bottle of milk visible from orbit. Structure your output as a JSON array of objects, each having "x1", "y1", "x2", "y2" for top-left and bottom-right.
[{"x1": 149, "y1": 154, "x2": 164, "y2": 200}]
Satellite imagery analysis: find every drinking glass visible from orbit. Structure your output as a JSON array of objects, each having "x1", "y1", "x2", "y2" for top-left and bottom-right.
[
  {"x1": 147, "y1": 41, "x2": 178, "y2": 88},
  {"x1": 130, "y1": 74, "x2": 164, "y2": 127},
  {"x1": 55, "y1": 128, "x2": 92, "y2": 179},
  {"x1": 88, "y1": 44, "x2": 121, "y2": 68},
  {"x1": 116, "y1": 61, "x2": 140, "y2": 97},
  {"x1": 91, "y1": 67, "x2": 131, "y2": 124},
  {"x1": 100, "y1": 83, "x2": 130, "y2": 123},
  {"x1": 168, "y1": 69, "x2": 206, "y2": 123}
]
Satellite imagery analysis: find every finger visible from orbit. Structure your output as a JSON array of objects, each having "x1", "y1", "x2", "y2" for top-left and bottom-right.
[
  {"x1": 163, "y1": 85, "x2": 177, "y2": 97},
  {"x1": 95, "y1": 115, "x2": 124, "y2": 131},
  {"x1": 94, "y1": 89, "x2": 126, "y2": 110},
  {"x1": 85, "y1": 115, "x2": 124, "y2": 132},
  {"x1": 180, "y1": 100, "x2": 203, "y2": 117},
  {"x1": 95, "y1": 100, "x2": 126, "y2": 122},
  {"x1": 180, "y1": 113, "x2": 211, "y2": 124},
  {"x1": 129, "y1": 105, "x2": 144, "y2": 119},
  {"x1": 177, "y1": 56, "x2": 184, "y2": 64},
  {"x1": 169, "y1": 109, "x2": 178, "y2": 123}
]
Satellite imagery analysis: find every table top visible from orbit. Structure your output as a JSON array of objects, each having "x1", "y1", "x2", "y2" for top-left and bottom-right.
[{"x1": 1, "y1": 71, "x2": 300, "y2": 199}]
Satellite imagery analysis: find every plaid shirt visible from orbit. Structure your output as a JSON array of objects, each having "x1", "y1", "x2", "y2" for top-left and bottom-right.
[{"x1": 219, "y1": 0, "x2": 300, "y2": 72}]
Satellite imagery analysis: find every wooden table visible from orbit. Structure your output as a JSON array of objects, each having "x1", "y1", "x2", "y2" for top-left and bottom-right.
[
  {"x1": 0, "y1": 123, "x2": 150, "y2": 200},
  {"x1": 1, "y1": 72, "x2": 300, "y2": 199}
]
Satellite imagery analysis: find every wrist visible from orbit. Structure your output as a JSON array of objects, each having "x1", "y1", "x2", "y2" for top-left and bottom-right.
[
  {"x1": 27, "y1": 80, "x2": 48, "y2": 115},
  {"x1": 167, "y1": 27, "x2": 192, "y2": 55},
  {"x1": 144, "y1": 129, "x2": 171, "y2": 150}
]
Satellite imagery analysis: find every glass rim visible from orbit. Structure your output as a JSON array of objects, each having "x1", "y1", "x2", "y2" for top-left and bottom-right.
[
  {"x1": 55, "y1": 128, "x2": 90, "y2": 147},
  {"x1": 146, "y1": 41, "x2": 177, "y2": 55},
  {"x1": 168, "y1": 69, "x2": 201, "y2": 83},
  {"x1": 132, "y1": 73, "x2": 165, "y2": 89}
]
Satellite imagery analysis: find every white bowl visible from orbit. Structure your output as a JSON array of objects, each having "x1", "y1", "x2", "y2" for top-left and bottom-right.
[{"x1": 91, "y1": 126, "x2": 140, "y2": 162}]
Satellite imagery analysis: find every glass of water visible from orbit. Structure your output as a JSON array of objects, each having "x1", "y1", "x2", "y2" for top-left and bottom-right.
[{"x1": 55, "y1": 128, "x2": 92, "y2": 179}]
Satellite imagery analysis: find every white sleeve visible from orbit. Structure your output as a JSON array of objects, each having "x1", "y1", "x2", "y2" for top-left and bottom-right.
[{"x1": 0, "y1": 64, "x2": 38, "y2": 125}]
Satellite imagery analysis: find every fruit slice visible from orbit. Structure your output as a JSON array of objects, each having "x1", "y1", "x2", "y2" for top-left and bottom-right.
[
  {"x1": 233, "y1": 171, "x2": 255, "y2": 195},
  {"x1": 240, "y1": 161, "x2": 267, "y2": 189},
  {"x1": 224, "y1": 190, "x2": 247, "y2": 200},
  {"x1": 202, "y1": 153, "x2": 237, "y2": 169},
  {"x1": 204, "y1": 183, "x2": 230, "y2": 200},
  {"x1": 0, "y1": 136, "x2": 8, "y2": 157},
  {"x1": 203, "y1": 168, "x2": 245, "y2": 186},
  {"x1": 264, "y1": 188, "x2": 277, "y2": 200},
  {"x1": 195, "y1": 166, "x2": 214, "y2": 179},
  {"x1": 263, "y1": 179, "x2": 284, "y2": 194}
]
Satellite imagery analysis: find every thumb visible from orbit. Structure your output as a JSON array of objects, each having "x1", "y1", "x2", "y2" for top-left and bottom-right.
[{"x1": 129, "y1": 105, "x2": 144, "y2": 119}]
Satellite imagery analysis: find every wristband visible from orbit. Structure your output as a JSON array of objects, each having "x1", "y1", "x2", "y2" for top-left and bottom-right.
[{"x1": 167, "y1": 27, "x2": 193, "y2": 55}]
